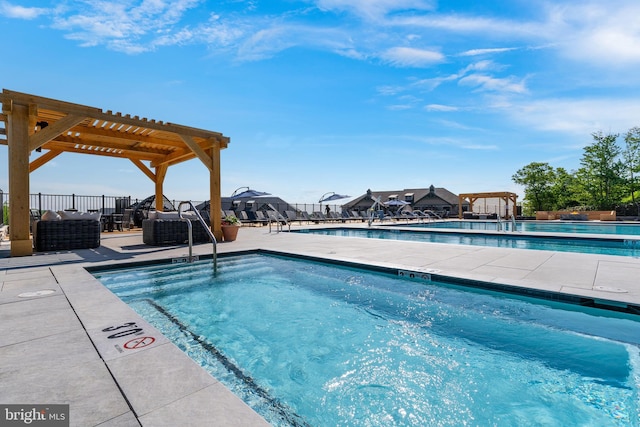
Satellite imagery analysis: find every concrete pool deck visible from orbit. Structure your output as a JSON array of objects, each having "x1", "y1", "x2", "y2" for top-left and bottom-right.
[{"x1": 1, "y1": 222, "x2": 640, "y2": 426}]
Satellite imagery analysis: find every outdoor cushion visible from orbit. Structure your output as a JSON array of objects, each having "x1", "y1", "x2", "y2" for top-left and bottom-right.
[
  {"x1": 41, "y1": 210, "x2": 61, "y2": 221},
  {"x1": 58, "y1": 211, "x2": 101, "y2": 221}
]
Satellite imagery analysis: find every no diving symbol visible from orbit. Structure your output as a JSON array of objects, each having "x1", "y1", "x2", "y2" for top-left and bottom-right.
[{"x1": 123, "y1": 336, "x2": 156, "y2": 350}]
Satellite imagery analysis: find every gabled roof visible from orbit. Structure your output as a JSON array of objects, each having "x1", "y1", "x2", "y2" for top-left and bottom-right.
[
  {"x1": 414, "y1": 187, "x2": 460, "y2": 205},
  {"x1": 344, "y1": 187, "x2": 463, "y2": 208}
]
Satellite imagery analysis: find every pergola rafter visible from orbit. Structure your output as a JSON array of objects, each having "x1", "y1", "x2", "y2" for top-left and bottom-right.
[{"x1": 0, "y1": 89, "x2": 229, "y2": 256}]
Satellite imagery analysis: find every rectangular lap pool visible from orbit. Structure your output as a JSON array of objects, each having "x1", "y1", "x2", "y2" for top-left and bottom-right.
[
  {"x1": 297, "y1": 227, "x2": 640, "y2": 257},
  {"x1": 410, "y1": 220, "x2": 640, "y2": 236},
  {"x1": 93, "y1": 253, "x2": 640, "y2": 426}
]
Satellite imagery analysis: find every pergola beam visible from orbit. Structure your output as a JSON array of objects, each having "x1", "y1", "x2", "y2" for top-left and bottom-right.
[
  {"x1": 29, "y1": 114, "x2": 86, "y2": 151},
  {"x1": 130, "y1": 158, "x2": 157, "y2": 182},
  {"x1": 30, "y1": 149, "x2": 63, "y2": 172},
  {"x1": 178, "y1": 134, "x2": 213, "y2": 172}
]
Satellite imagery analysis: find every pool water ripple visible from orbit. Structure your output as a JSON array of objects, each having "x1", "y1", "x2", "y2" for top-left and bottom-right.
[{"x1": 96, "y1": 254, "x2": 640, "y2": 427}]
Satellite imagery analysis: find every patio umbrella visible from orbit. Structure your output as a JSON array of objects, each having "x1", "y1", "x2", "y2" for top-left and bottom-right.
[
  {"x1": 230, "y1": 187, "x2": 271, "y2": 199},
  {"x1": 318, "y1": 192, "x2": 350, "y2": 203}
]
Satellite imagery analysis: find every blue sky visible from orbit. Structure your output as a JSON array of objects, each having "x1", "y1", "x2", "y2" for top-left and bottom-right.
[{"x1": 1, "y1": 0, "x2": 640, "y2": 204}]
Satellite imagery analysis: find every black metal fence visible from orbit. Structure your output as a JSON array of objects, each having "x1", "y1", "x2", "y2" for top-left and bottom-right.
[
  {"x1": 29, "y1": 193, "x2": 132, "y2": 215},
  {"x1": 0, "y1": 191, "x2": 346, "y2": 224}
]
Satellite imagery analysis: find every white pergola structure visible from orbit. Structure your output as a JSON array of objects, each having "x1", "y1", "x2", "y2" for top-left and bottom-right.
[{"x1": 0, "y1": 89, "x2": 229, "y2": 256}]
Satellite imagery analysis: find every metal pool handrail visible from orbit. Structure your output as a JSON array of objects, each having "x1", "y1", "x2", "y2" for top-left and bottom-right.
[{"x1": 178, "y1": 201, "x2": 217, "y2": 274}]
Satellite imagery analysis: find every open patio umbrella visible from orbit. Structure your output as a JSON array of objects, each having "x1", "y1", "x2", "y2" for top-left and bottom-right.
[
  {"x1": 318, "y1": 192, "x2": 350, "y2": 203},
  {"x1": 230, "y1": 187, "x2": 271, "y2": 199}
]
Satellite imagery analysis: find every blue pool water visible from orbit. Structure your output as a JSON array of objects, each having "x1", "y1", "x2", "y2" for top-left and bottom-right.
[
  {"x1": 297, "y1": 228, "x2": 640, "y2": 257},
  {"x1": 412, "y1": 221, "x2": 640, "y2": 235},
  {"x1": 95, "y1": 254, "x2": 640, "y2": 427}
]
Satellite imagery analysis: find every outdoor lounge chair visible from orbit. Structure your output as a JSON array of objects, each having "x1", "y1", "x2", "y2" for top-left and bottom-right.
[
  {"x1": 349, "y1": 211, "x2": 364, "y2": 222},
  {"x1": 254, "y1": 210, "x2": 271, "y2": 225},
  {"x1": 237, "y1": 210, "x2": 253, "y2": 224},
  {"x1": 266, "y1": 210, "x2": 288, "y2": 225},
  {"x1": 396, "y1": 210, "x2": 418, "y2": 221},
  {"x1": 341, "y1": 211, "x2": 354, "y2": 221},
  {"x1": 313, "y1": 212, "x2": 332, "y2": 222},
  {"x1": 285, "y1": 210, "x2": 303, "y2": 224},
  {"x1": 300, "y1": 211, "x2": 319, "y2": 224}
]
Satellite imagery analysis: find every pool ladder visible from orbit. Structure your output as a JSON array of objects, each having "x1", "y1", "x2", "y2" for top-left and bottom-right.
[
  {"x1": 268, "y1": 211, "x2": 290, "y2": 233},
  {"x1": 178, "y1": 201, "x2": 217, "y2": 274},
  {"x1": 497, "y1": 214, "x2": 518, "y2": 232}
]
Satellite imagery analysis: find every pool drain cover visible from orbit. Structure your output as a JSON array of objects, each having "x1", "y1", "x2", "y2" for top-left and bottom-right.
[{"x1": 18, "y1": 289, "x2": 56, "y2": 298}]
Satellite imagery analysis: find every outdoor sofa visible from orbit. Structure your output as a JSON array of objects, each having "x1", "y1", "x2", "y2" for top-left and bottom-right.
[
  {"x1": 33, "y1": 210, "x2": 101, "y2": 251},
  {"x1": 142, "y1": 211, "x2": 210, "y2": 246}
]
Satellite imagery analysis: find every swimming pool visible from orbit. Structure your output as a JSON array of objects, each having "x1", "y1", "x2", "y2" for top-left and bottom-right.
[
  {"x1": 411, "y1": 220, "x2": 640, "y2": 236},
  {"x1": 95, "y1": 254, "x2": 640, "y2": 426},
  {"x1": 297, "y1": 228, "x2": 640, "y2": 257}
]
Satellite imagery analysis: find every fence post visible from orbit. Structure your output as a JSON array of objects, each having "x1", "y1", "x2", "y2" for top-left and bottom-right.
[
  {"x1": 38, "y1": 192, "x2": 42, "y2": 213},
  {"x1": 0, "y1": 189, "x2": 3, "y2": 224}
]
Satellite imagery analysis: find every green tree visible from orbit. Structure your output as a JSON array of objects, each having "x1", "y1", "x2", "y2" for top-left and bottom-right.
[
  {"x1": 512, "y1": 162, "x2": 556, "y2": 214},
  {"x1": 623, "y1": 127, "x2": 640, "y2": 214},
  {"x1": 576, "y1": 131, "x2": 625, "y2": 210},
  {"x1": 550, "y1": 167, "x2": 580, "y2": 210}
]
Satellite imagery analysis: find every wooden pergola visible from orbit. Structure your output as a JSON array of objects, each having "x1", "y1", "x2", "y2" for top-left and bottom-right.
[
  {"x1": 0, "y1": 89, "x2": 229, "y2": 256},
  {"x1": 458, "y1": 191, "x2": 518, "y2": 219}
]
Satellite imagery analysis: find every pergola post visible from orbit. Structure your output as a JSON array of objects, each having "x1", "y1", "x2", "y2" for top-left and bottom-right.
[
  {"x1": 209, "y1": 145, "x2": 222, "y2": 241},
  {"x1": 154, "y1": 165, "x2": 168, "y2": 212},
  {"x1": 6, "y1": 102, "x2": 33, "y2": 256}
]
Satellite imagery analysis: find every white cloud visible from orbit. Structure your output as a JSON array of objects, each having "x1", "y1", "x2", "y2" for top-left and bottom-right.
[
  {"x1": 387, "y1": 104, "x2": 413, "y2": 111},
  {"x1": 316, "y1": 0, "x2": 435, "y2": 21},
  {"x1": 459, "y1": 47, "x2": 517, "y2": 56},
  {"x1": 50, "y1": 0, "x2": 202, "y2": 53},
  {"x1": 0, "y1": 2, "x2": 47, "y2": 19},
  {"x1": 425, "y1": 104, "x2": 458, "y2": 112},
  {"x1": 463, "y1": 60, "x2": 504, "y2": 73},
  {"x1": 376, "y1": 85, "x2": 404, "y2": 96},
  {"x1": 462, "y1": 143, "x2": 498, "y2": 150},
  {"x1": 381, "y1": 46, "x2": 444, "y2": 67},
  {"x1": 538, "y1": 2, "x2": 640, "y2": 67},
  {"x1": 393, "y1": 14, "x2": 541, "y2": 38},
  {"x1": 236, "y1": 24, "x2": 353, "y2": 61},
  {"x1": 459, "y1": 73, "x2": 527, "y2": 94},
  {"x1": 502, "y1": 97, "x2": 640, "y2": 135}
]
